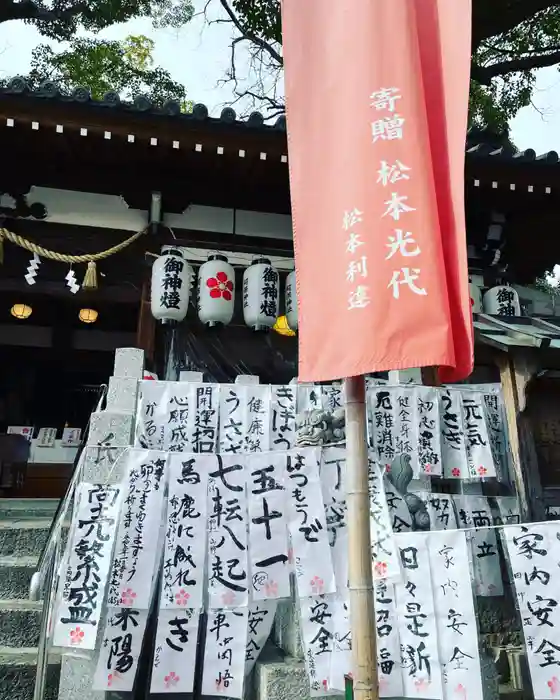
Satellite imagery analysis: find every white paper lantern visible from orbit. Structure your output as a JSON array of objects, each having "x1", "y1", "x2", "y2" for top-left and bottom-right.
[
  {"x1": 285, "y1": 270, "x2": 298, "y2": 330},
  {"x1": 243, "y1": 257, "x2": 279, "y2": 330},
  {"x1": 483, "y1": 285, "x2": 521, "y2": 316},
  {"x1": 197, "y1": 252, "x2": 236, "y2": 326},
  {"x1": 469, "y1": 282, "x2": 482, "y2": 313},
  {"x1": 151, "y1": 248, "x2": 191, "y2": 323}
]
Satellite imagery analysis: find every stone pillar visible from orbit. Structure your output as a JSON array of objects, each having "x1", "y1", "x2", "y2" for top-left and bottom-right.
[{"x1": 57, "y1": 348, "x2": 144, "y2": 700}]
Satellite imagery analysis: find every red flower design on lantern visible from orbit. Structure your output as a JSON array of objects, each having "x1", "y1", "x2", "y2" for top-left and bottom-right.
[
  {"x1": 451, "y1": 467, "x2": 461, "y2": 478},
  {"x1": 477, "y1": 466, "x2": 488, "y2": 476},
  {"x1": 207, "y1": 272, "x2": 234, "y2": 301}
]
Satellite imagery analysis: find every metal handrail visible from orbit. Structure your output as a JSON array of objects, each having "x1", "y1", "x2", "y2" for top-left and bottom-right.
[{"x1": 30, "y1": 383, "x2": 108, "y2": 700}]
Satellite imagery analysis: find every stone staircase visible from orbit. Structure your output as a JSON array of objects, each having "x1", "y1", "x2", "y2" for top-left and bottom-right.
[{"x1": 0, "y1": 499, "x2": 60, "y2": 700}]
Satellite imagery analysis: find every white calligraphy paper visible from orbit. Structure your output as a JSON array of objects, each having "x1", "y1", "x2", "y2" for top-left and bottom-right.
[
  {"x1": 165, "y1": 383, "x2": 192, "y2": 453},
  {"x1": 322, "y1": 384, "x2": 344, "y2": 414},
  {"x1": 53, "y1": 482, "x2": 122, "y2": 649},
  {"x1": 416, "y1": 386, "x2": 442, "y2": 476},
  {"x1": 93, "y1": 607, "x2": 149, "y2": 691},
  {"x1": 426, "y1": 494, "x2": 458, "y2": 531},
  {"x1": 440, "y1": 389, "x2": 469, "y2": 479},
  {"x1": 329, "y1": 598, "x2": 352, "y2": 693},
  {"x1": 394, "y1": 532, "x2": 444, "y2": 700},
  {"x1": 271, "y1": 385, "x2": 296, "y2": 450},
  {"x1": 494, "y1": 496, "x2": 520, "y2": 525},
  {"x1": 297, "y1": 383, "x2": 323, "y2": 414},
  {"x1": 429, "y1": 530, "x2": 484, "y2": 700},
  {"x1": 219, "y1": 384, "x2": 245, "y2": 455},
  {"x1": 367, "y1": 458, "x2": 401, "y2": 581},
  {"x1": 208, "y1": 454, "x2": 249, "y2": 608},
  {"x1": 61, "y1": 427, "x2": 82, "y2": 447},
  {"x1": 134, "y1": 380, "x2": 169, "y2": 449},
  {"x1": 245, "y1": 600, "x2": 279, "y2": 675},
  {"x1": 202, "y1": 607, "x2": 249, "y2": 699},
  {"x1": 150, "y1": 608, "x2": 200, "y2": 694},
  {"x1": 245, "y1": 384, "x2": 272, "y2": 452},
  {"x1": 321, "y1": 446, "x2": 348, "y2": 592},
  {"x1": 504, "y1": 523, "x2": 560, "y2": 700},
  {"x1": 107, "y1": 449, "x2": 167, "y2": 608},
  {"x1": 300, "y1": 594, "x2": 336, "y2": 696},
  {"x1": 371, "y1": 388, "x2": 396, "y2": 471},
  {"x1": 453, "y1": 496, "x2": 504, "y2": 597},
  {"x1": 37, "y1": 427, "x2": 57, "y2": 447},
  {"x1": 247, "y1": 453, "x2": 290, "y2": 600},
  {"x1": 284, "y1": 448, "x2": 336, "y2": 598},
  {"x1": 384, "y1": 475, "x2": 413, "y2": 533},
  {"x1": 462, "y1": 391, "x2": 496, "y2": 479},
  {"x1": 162, "y1": 453, "x2": 209, "y2": 610},
  {"x1": 393, "y1": 387, "x2": 419, "y2": 476},
  {"x1": 190, "y1": 383, "x2": 220, "y2": 453},
  {"x1": 375, "y1": 579, "x2": 405, "y2": 697},
  {"x1": 484, "y1": 391, "x2": 509, "y2": 482}
]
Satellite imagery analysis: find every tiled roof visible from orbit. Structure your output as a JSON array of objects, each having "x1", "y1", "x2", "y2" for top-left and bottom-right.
[
  {"x1": 0, "y1": 76, "x2": 287, "y2": 131},
  {"x1": 3, "y1": 77, "x2": 560, "y2": 166}
]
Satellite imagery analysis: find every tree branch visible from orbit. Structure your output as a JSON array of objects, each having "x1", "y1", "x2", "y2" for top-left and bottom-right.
[
  {"x1": 0, "y1": 1, "x2": 89, "y2": 27},
  {"x1": 473, "y1": 0, "x2": 560, "y2": 49},
  {"x1": 218, "y1": 0, "x2": 283, "y2": 66},
  {"x1": 472, "y1": 47, "x2": 560, "y2": 83}
]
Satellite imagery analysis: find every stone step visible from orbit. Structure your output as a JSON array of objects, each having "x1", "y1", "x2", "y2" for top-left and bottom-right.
[
  {"x1": 0, "y1": 500, "x2": 60, "y2": 521},
  {"x1": 0, "y1": 520, "x2": 53, "y2": 557},
  {"x1": 0, "y1": 557, "x2": 38, "y2": 600},
  {"x1": 0, "y1": 600, "x2": 43, "y2": 648},
  {"x1": 0, "y1": 647, "x2": 60, "y2": 700}
]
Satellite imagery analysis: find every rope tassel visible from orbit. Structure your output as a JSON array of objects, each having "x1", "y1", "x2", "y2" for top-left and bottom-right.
[{"x1": 82, "y1": 261, "x2": 98, "y2": 290}]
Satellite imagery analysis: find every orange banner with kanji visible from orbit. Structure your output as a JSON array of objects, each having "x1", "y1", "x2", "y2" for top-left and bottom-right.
[{"x1": 282, "y1": 0, "x2": 474, "y2": 382}]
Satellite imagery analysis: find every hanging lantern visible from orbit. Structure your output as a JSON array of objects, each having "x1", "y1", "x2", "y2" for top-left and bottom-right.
[
  {"x1": 151, "y1": 248, "x2": 191, "y2": 323},
  {"x1": 243, "y1": 257, "x2": 279, "y2": 330},
  {"x1": 469, "y1": 282, "x2": 482, "y2": 313},
  {"x1": 285, "y1": 269, "x2": 298, "y2": 330},
  {"x1": 197, "y1": 252, "x2": 235, "y2": 327},
  {"x1": 483, "y1": 285, "x2": 521, "y2": 316}
]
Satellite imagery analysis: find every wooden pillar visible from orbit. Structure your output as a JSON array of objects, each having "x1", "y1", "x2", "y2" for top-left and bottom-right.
[
  {"x1": 497, "y1": 351, "x2": 542, "y2": 522},
  {"x1": 136, "y1": 276, "x2": 155, "y2": 364}
]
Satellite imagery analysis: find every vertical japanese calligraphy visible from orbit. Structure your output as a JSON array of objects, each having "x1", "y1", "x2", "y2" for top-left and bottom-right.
[
  {"x1": 429, "y1": 530, "x2": 484, "y2": 700},
  {"x1": 202, "y1": 607, "x2": 249, "y2": 699},
  {"x1": 484, "y1": 390, "x2": 509, "y2": 481},
  {"x1": 343, "y1": 206, "x2": 370, "y2": 310},
  {"x1": 416, "y1": 386, "x2": 442, "y2": 476},
  {"x1": 107, "y1": 449, "x2": 167, "y2": 608},
  {"x1": 93, "y1": 607, "x2": 149, "y2": 692},
  {"x1": 190, "y1": 384, "x2": 220, "y2": 453},
  {"x1": 135, "y1": 380, "x2": 169, "y2": 449},
  {"x1": 394, "y1": 532, "x2": 443, "y2": 700},
  {"x1": 321, "y1": 384, "x2": 344, "y2": 415},
  {"x1": 245, "y1": 384, "x2": 272, "y2": 452},
  {"x1": 375, "y1": 580, "x2": 404, "y2": 698},
  {"x1": 283, "y1": 447, "x2": 336, "y2": 598},
  {"x1": 297, "y1": 383, "x2": 323, "y2": 415},
  {"x1": 150, "y1": 608, "x2": 200, "y2": 694},
  {"x1": 461, "y1": 391, "x2": 496, "y2": 479},
  {"x1": 271, "y1": 384, "x2": 296, "y2": 450},
  {"x1": 440, "y1": 389, "x2": 468, "y2": 479},
  {"x1": 247, "y1": 452, "x2": 290, "y2": 600},
  {"x1": 300, "y1": 594, "x2": 336, "y2": 696},
  {"x1": 53, "y1": 482, "x2": 122, "y2": 649},
  {"x1": 208, "y1": 454, "x2": 249, "y2": 608},
  {"x1": 161, "y1": 453, "x2": 209, "y2": 610},
  {"x1": 453, "y1": 496, "x2": 503, "y2": 597},
  {"x1": 164, "y1": 384, "x2": 191, "y2": 453},
  {"x1": 367, "y1": 458, "x2": 401, "y2": 580},
  {"x1": 372, "y1": 388, "x2": 396, "y2": 471},
  {"x1": 321, "y1": 446, "x2": 348, "y2": 592},
  {"x1": 219, "y1": 384, "x2": 245, "y2": 455},
  {"x1": 245, "y1": 600, "x2": 279, "y2": 676},
  {"x1": 393, "y1": 387, "x2": 419, "y2": 476},
  {"x1": 504, "y1": 523, "x2": 560, "y2": 700},
  {"x1": 426, "y1": 494, "x2": 458, "y2": 532}
]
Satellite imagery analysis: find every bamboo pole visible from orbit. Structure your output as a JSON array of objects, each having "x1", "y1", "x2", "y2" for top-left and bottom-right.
[{"x1": 344, "y1": 375, "x2": 378, "y2": 700}]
